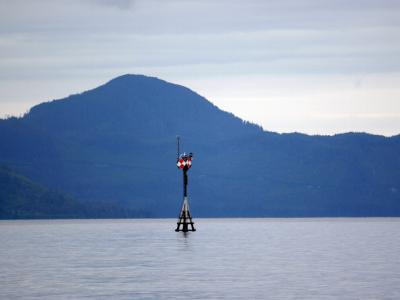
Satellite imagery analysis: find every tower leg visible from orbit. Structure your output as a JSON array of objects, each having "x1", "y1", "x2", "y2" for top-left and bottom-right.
[
  {"x1": 175, "y1": 197, "x2": 196, "y2": 232},
  {"x1": 176, "y1": 167, "x2": 195, "y2": 232}
]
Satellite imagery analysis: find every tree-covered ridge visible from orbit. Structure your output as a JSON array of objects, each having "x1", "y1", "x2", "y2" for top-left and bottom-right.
[
  {"x1": 0, "y1": 165, "x2": 86, "y2": 219},
  {"x1": 0, "y1": 165, "x2": 145, "y2": 219},
  {"x1": 0, "y1": 74, "x2": 399, "y2": 218}
]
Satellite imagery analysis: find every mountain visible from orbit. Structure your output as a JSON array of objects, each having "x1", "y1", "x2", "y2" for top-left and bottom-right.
[
  {"x1": 0, "y1": 165, "x2": 145, "y2": 219},
  {"x1": 0, "y1": 165, "x2": 86, "y2": 219},
  {"x1": 0, "y1": 74, "x2": 399, "y2": 218}
]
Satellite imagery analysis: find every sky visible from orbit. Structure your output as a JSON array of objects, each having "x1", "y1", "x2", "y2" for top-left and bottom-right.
[{"x1": 0, "y1": 0, "x2": 399, "y2": 136}]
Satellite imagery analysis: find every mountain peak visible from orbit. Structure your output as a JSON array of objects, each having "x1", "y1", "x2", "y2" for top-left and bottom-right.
[
  {"x1": 102, "y1": 74, "x2": 178, "y2": 92},
  {"x1": 20, "y1": 74, "x2": 262, "y2": 141},
  {"x1": 106, "y1": 74, "x2": 164, "y2": 85}
]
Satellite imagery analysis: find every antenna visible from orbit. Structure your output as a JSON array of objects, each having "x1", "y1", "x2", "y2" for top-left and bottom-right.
[{"x1": 176, "y1": 136, "x2": 180, "y2": 159}]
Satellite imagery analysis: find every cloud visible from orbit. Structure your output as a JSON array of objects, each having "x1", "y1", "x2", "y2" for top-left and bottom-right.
[
  {"x1": 91, "y1": 0, "x2": 135, "y2": 10},
  {"x1": 0, "y1": 0, "x2": 399, "y2": 135}
]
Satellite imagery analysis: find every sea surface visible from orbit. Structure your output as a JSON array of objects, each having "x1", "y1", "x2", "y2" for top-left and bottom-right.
[{"x1": 1, "y1": 218, "x2": 399, "y2": 299}]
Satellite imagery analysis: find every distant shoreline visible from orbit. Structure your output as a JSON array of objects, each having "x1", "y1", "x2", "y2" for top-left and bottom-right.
[{"x1": 2, "y1": 216, "x2": 400, "y2": 222}]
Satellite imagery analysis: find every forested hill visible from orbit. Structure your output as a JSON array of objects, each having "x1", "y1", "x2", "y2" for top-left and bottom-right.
[
  {"x1": 0, "y1": 165, "x2": 86, "y2": 219},
  {"x1": 0, "y1": 74, "x2": 399, "y2": 218},
  {"x1": 0, "y1": 165, "x2": 144, "y2": 219}
]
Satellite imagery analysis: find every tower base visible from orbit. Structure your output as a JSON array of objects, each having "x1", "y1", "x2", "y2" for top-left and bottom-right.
[{"x1": 175, "y1": 196, "x2": 196, "y2": 232}]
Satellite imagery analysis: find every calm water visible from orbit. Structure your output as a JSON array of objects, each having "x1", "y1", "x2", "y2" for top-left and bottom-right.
[{"x1": 1, "y1": 218, "x2": 400, "y2": 299}]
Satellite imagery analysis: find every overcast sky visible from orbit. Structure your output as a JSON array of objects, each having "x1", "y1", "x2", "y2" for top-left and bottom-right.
[{"x1": 0, "y1": 0, "x2": 399, "y2": 136}]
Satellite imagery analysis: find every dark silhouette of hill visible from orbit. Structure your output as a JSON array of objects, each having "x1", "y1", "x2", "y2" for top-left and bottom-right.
[
  {"x1": 0, "y1": 74, "x2": 399, "y2": 218},
  {"x1": 0, "y1": 165, "x2": 145, "y2": 219},
  {"x1": 0, "y1": 165, "x2": 87, "y2": 219}
]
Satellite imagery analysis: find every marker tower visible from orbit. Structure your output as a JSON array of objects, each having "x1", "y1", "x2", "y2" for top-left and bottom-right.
[{"x1": 175, "y1": 137, "x2": 196, "y2": 232}]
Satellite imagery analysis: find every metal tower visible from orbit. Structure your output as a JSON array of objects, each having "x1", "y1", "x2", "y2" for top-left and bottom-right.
[{"x1": 175, "y1": 136, "x2": 196, "y2": 232}]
